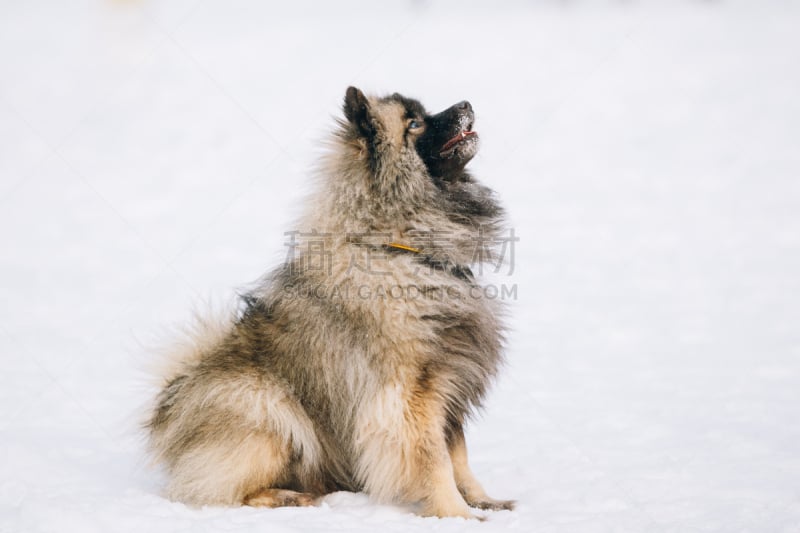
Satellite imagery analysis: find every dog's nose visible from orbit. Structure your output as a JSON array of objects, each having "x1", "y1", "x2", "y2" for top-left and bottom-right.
[{"x1": 456, "y1": 101, "x2": 472, "y2": 112}]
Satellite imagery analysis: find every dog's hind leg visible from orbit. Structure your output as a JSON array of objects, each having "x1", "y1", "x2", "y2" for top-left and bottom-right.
[
  {"x1": 448, "y1": 425, "x2": 515, "y2": 511},
  {"x1": 165, "y1": 429, "x2": 294, "y2": 506},
  {"x1": 148, "y1": 369, "x2": 323, "y2": 507}
]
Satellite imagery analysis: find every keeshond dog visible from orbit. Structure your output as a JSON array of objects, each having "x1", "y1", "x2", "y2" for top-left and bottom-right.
[{"x1": 146, "y1": 87, "x2": 513, "y2": 519}]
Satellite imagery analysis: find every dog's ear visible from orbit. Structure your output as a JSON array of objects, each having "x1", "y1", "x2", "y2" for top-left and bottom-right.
[{"x1": 343, "y1": 86, "x2": 374, "y2": 138}]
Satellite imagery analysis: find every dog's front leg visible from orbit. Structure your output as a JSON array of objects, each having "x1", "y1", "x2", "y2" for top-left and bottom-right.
[
  {"x1": 354, "y1": 383, "x2": 475, "y2": 519},
  {"x1": 416, "y1": 431, "x2": 475, "y2": 518},
  {"x1": 448, "y1": 424, "x2": 516, "y2": 511}
]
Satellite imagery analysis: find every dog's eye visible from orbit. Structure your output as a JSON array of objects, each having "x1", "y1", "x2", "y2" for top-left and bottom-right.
[{"x1": 408, "y1": 120, "x2": 422, "y2": 130}]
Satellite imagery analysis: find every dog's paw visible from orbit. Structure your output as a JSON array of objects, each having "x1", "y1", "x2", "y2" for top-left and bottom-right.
[
  {"x1": 469, "y1": 498, "x2": 516, "y2": 511},
  {"x1": 421, "y1": 499, "x2": 481, "y2": 520},
  {"x1": 244, "y1": 489, "x2": 316, "y2": 508}
]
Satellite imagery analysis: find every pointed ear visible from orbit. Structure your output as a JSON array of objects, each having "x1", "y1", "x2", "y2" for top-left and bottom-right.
[{"x1": 343, "y1": 86, "x2": 374, "y2": 137}]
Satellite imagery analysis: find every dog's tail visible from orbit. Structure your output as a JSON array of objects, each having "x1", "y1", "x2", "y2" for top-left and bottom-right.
[{"x1": 147, "y1": 303, "x2": 237, "y2": 387}]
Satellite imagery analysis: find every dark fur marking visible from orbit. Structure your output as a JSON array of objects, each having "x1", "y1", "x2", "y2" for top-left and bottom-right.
[
  {"x1": 388, "y1": 93, "x2": 427, "y2": 121},
  {"x1": 415, "y1": 255, "x2": 474, "y2": 282}
]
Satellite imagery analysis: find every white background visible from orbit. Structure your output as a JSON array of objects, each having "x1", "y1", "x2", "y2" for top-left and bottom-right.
[{"x1": 1, "y1": 1, "x2": 799, "y2": 532}]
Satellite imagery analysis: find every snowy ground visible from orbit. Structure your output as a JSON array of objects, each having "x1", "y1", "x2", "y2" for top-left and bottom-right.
[{"x1": 2, "y1": 1, "x2": 800, "y2": 532}]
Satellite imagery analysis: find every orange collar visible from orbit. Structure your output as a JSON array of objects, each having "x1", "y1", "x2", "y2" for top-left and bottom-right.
[{"x1": 384, "y1": 242, "x2": 422, "y2": 254}]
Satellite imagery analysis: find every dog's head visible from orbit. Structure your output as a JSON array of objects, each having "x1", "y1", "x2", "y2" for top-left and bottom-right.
[
  {"x1": 342, "y1": 87, "x2": 479, "y2": 182},
  {"x1": 329, "y1": 87, "x2": 501, "y2": 245}
]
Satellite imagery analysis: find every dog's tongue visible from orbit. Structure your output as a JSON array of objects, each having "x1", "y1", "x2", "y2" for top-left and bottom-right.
[{"x1": 441, "y1": 130, "x2": 477, "y2": 152}]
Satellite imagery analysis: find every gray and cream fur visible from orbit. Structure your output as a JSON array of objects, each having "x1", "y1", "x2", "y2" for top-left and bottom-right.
[{"x1": 146, "y1": 87, "x2": 513, "y2": 518}]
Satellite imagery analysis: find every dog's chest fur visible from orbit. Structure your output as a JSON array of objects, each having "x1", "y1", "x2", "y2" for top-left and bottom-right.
[{"x1": 238, "y1": 247, "x2": 502, "y2": 487}]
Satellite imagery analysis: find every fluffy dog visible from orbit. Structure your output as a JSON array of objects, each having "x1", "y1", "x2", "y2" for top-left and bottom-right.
[{"x1": 146, "y1": 87, "x2": 513, "y2": 519}]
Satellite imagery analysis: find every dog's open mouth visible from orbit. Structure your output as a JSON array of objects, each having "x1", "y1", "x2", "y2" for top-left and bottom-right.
[{"x1": 440, "y1": 124, "x2": 477, "y2": 155}]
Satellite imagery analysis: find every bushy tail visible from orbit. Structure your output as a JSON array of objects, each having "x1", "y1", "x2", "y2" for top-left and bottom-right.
[{"x1": 146, "y1": 304, "x2": 238, "y2": 387}]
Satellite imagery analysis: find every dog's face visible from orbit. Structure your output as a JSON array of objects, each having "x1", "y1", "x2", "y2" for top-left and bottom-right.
[
  {"x1": 415, "y1": 99, "x2": 478, "y2": 181},
  {"x1": 342, "y1": 87, "x2": 479, "y2": 182}
]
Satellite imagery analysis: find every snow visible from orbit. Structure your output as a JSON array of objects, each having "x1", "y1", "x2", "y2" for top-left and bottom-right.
[{"x1": 2, "y1": 1, "x2": 800, "y2": 532}]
